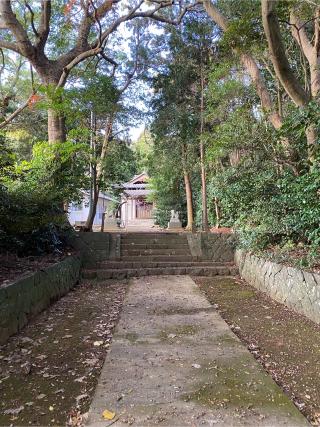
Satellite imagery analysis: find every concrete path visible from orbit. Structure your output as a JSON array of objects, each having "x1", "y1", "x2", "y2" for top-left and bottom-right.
[{"x1": 88, "y1": 276, "x2": 308, "y2": 426}]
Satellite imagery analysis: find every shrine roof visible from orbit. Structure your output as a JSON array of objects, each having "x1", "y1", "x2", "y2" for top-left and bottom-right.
[
  {"x1": 123, "y1": 189, "x2": 152, "y2": 198},
  {"x1": 122, "y1": 172, "x2": 149, "y2": 187}
]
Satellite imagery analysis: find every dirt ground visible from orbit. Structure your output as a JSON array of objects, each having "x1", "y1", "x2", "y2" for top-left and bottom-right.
[
  {"x1": 0, "y1": 252, "x2": 74, "y2": 287},
  {"x1": 195, "y1": 276, "x2": 320, "y2": 426},
  {"x1": 0, "y1": 279, "x2": 128, "y2": 426}
]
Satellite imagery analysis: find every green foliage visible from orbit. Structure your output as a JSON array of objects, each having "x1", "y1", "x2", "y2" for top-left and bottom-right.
[
  {"x1": 149, "y1": 16, "x2": 214, "y2": 224},
  {"x1": 215, "y1": 164, "x2": 320, "y2": 251},
  {"x1": 132, "y1": 130, "x2": 153, "y2": 172},
  {"x1": 207, "y1": 101, "x2": 320, "y2": 253},
  {"x1": 149, "y1": 169, "x2": 188, "y2": 228},
  {"x1": 217, "y1": 0, "x2": 263, "y2": 53},
  {"x1": 0, "y1": 141, "x2": 90, "y2": 255},
  {"x1": 102, "y1": 140, "x2": 138, "y2": 193},
  {"x1": 199, "y1": 53, "x2": 320, "y2": 259}
]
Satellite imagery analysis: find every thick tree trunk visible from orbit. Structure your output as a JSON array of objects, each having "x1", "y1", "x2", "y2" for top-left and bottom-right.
[
  {"x1": 261, "y1": 1, "x2": 309, "y2": 107},
  {"x1": 48, "y1": 108, "x2": 66, "y2": 143},
  {"x1": 37, "y1": 68, "x2": 67, "y2": 143},
  {"x1": 183, "y1": 171, "x2": 194, "y2": 231},
  {"x1": 240, "y1": 53, "x2": 283, "y2": 129},
  {"x1": 202, "y1": 0, "x2": 283, "y2": 131}
]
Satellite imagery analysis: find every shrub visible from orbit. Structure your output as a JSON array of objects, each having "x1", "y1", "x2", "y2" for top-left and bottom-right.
[{"x1": 0, "y1": 141, "x2": 90, "y2": 255}]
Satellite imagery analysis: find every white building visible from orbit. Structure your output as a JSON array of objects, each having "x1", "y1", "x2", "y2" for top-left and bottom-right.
[
  {"x1": 68, "y1": 192, "x2": 116, "y2": 228},
  {"x1": 120, "y1": 172, "x2": 155, "y2": 228}
]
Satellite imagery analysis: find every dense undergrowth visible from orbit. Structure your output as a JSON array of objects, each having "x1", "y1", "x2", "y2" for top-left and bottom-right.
[{"x1": 0, "y1": 139, "x2": 89, "y2": 255}]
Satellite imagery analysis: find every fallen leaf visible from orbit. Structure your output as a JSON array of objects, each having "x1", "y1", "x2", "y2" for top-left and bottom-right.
[
  {"x1": 74, "y1": 376, "x2": 86, "y2": 383},
  {"x1": 102, "y1": 409, "x2": 116, "y2": 420},
  {"x1": 76, "y1": 394, "x2": 89, "y2": 403},
  {"x1": 84, "y1": 358, "x2": 99, "y2": 366},
  {"x1": 37, "y1": 393, "x2": 46, "y2": 400},
  {"x1": 36, "y1": 355, "x2": 47, "y2": 360},
  {"x1": 4, "y1": 406, "x2": 24, "y2": 415}
]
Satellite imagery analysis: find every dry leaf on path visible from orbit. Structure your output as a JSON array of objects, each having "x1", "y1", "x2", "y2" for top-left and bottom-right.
[
  {"x1": 102, "y1": 409, "x2": 116, "y2": 420},
  {"x1": 4, "y1": 406, "x2": 24, "y2": 415}
]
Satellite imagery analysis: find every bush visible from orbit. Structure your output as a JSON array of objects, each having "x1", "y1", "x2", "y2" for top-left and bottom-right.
[
  {"x1": 212, "y1": 161, "x2": 320, "y2": 251},
  {"x1": 0, "y1": 141, "x2": 90, "y2": 255}
]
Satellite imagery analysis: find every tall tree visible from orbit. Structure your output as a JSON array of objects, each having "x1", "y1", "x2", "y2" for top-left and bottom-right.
[
  {"x1": 202, "y1": 0, "x2": 283, "y2": 131},
  {"x1": 151, "y1": 17, "x2": 215, "y2": 230},
  {"x1": 0, "y1": 0, "x2": 195, "y2": 142},
  {"x1": 261, "y1": 0, "x2": 320, "y2": 154}
]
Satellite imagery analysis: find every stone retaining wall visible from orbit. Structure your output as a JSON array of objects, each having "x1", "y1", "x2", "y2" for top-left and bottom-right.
[
  {"x1": 235, "y1": 249, "x2": 320, "y2": 324},
  {"x1": 68, "y1": 232, "x2": 120, "y2": 267},
  {"x1": 0, "y1": 255, "x2": 81, "y2": 344},
  {"x1": 187, "y1": 232, "x2": 236, "y2": 262}
]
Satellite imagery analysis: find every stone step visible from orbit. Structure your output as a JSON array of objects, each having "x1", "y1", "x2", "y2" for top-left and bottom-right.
[
  {"x1": 121, "y1": 255, "x2": 195, "y2": 262},
  {"x1": 82, "y1": 265, "x2": 238, "y2": 280},
  {"x1": 121, "y1": 248, "x2": 191, "y2": 256},
  {"x1": 98, "y1": 261, "x2": 234, "y2": 269},
  {"x1": 121, "y1": 233, "x2": 187, "y2": 239},
  {"x1": 121, "y1": 243, "x2": 189, "y2": 250},
  {"x1": 121, "y1": 232, "x2": 185, "y2": 236},
  {"x1": 121, "y1": 237, "x2": 188, "y2": 244}
]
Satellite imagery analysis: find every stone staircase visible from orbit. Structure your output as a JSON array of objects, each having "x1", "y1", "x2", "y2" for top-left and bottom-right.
[{"x1": 82, "y1": 232, "x2": 238, "y2": 280}]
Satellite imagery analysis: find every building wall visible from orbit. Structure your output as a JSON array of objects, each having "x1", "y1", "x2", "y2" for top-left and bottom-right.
[
  {"x1": 121, "y1": 197, "x2": 136, "y2": 226},
  {"x1": 68, "y1": 197, "x2": 111, "y2": 226}
]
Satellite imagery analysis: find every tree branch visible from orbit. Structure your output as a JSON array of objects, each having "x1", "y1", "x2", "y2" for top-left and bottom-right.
[
  {"x1": 289, "y1": 11, "x2": 314, "y2": 63},
  {"x1": 261, "y1": 0, "x2": 309, "y2": 106},
  {"x1": 314, "y1": 7, "x2": 320, "y2": 54},
  {"x1": 58, "y1": 0, "x2": 193, "y2": 83},
  {"x1": 57, "y1": 46, "x2": 103, "y2": 88},
  {"x1": 0, "y1": 39, "x2": 21, "y2": 55},
  {"x1": 25, "y1": 2, "x2": 39, "y2": 38},
  {"x1": 0, "y1": 0, "x2": 35, "y2": 59},
  {"x1": 128, "y1": 2, "x2": 200, "y2": 25},
  {"x1": 202, "y1": 0, "x2": 283, "y2": 129},
  {"x1": 202, "y1": 0, "x2": 228, "y2": 30},
  {"x1": 0, "y1": 92, "x2": 34, "y2": 129},
  {"x1": 36, "y1": 0, "x2": 51, "y2": 52}
]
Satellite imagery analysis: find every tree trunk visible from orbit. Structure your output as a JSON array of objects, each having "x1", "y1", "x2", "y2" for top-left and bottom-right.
[
  {"x1": 200, "y1": 141, "x2": 209, "y2": 231},
  {"x1": 85, "y1": 115, "x2": 113, "y2": 231},
  {"x1": 202, "y1": 0, "x2": 283, "y2": 131},
  {"x1": 37, "y1": 68, "x2": 67, "y2": 143},
  {"x1": 261, "y1": 0, "x2": 309, "y2": 107},
  {"x1": 214, "y1": 197, "x2": 220, "y2": 228},
  {"x1": 240, "y1": 53, "x2": 283, "y2": 129},
  {"x1": 306, "y1": 125, "x2": 317, "y2": 160},
  {"x1": 48, "y1": 108, "x2": 66, "y2": 143},
  {"x1": 85, "y1": 178, "x2": 99, "y2": 231},
  {"x1": 200, "y1": 62, "x2": 209, "y2": 232},
  {"x1": 183, "y1": 171, "x2": 194, "y2": 231}
]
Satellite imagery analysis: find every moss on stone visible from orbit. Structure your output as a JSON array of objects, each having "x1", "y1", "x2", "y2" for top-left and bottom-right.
[
  {"x1": 182, "y1": 356, "x2": 299, "y2": 417},
  {"x1": 158, "y1": 324, "x2": 200, "y2": 340}
]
